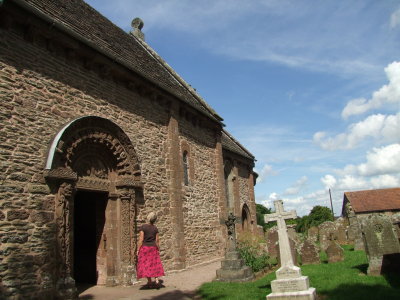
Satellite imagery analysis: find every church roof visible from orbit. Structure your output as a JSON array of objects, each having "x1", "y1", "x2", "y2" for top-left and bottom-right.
[
  {"x1": 17, "y1": 0, "x2": 222, "y2": 123},
  {"x1": 222, "y1": 130, "x2": 255, "y2": 161},
  {"x1": 344, "y1": 187, "x2": 400, "y2": 213}
]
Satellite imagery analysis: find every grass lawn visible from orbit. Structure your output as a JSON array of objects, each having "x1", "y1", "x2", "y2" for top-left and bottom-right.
[{"x1": 198, "y1": 245, "x2": 400, "y2": 300}]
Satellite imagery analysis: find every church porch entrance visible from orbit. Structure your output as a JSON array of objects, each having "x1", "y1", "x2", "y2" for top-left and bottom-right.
[{"x1": 73, "y1": 191, "x2": 108, "y2": 285}]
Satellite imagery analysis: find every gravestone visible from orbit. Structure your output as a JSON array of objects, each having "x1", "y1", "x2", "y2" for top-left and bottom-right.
[
  {"x1": 216, "y1": 213, "x2": 254, "y2": 282},
  {"x1": 360, "y1": 214, "x2": 400, "y2": 275},
  {"x1": 335, "y1": 217, "x2": 349, "y2": 245},
  {"x1": 300, "y1": 240, "x2": 320, "y2": 265},
  {"x1": 287, "y1": 224, "x2": 301, "y2": 245},
  {"x1": 326, "y1": 239, "x2": 344, "y2": 263},
  {"x1": 345, "y1": 202, "x2": 364, "y2": 250},
  {"x1": 307, "y1": 226, "x2": 319, "y2": 244},
  {"x1": 265, "y1": 200, "x2": 316, "y2": 300},
  {"x1": 266, "y1": 227, "x2": 279, "y2": 259},
  {"x1": 318, "y1": 221, "x2": 336, "y2": 251}
]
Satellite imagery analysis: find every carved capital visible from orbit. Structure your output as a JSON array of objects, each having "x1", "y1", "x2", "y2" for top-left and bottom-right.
[
  {"x1": 44, "y1": 167, "x2": 78, "y2": 182},
  {"x1": 116, "y1": 176, "x2": 143, "y2": 189}
]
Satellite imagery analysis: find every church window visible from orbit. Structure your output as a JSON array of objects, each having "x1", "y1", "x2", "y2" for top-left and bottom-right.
[{"x1": 183, "y1": 151, "x2": 189, "y2": 185}]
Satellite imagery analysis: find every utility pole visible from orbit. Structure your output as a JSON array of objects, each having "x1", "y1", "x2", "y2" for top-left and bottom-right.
[{"x1": 329, "y1": 189, "x2": 334, "y2": 218}]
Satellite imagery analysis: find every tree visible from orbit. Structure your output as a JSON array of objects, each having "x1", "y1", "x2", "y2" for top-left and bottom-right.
[
  {"x1": 296, "y1": 205, "x2": 333, "y2": 233},
  {"x1": 256, "y1": 204, "x2": 271, "y2": 232}
]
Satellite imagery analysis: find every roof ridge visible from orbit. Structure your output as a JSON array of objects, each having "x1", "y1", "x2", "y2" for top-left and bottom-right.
[
  {"x1": 134, "y1": 35, "x2": 223, "y2": 122},
  {"x1": 222, "y1": 129, "x2": 255, "y2": 159}
]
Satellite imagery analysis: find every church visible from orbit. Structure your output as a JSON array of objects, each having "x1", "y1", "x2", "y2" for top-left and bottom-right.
[{"x1": 0, "y1": 0, "x2": 258, "y2": 298}]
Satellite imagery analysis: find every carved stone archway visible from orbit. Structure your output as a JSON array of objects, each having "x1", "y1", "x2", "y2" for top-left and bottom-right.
[{"x1": 44, "y1": 116, "x2": 143, "y2": 297}]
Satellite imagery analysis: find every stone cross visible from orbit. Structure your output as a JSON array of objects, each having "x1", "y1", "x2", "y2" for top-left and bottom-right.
[
  {"x1": 224, "y1": 212, "x2": 239, "y2": 251},
  {"x1": 265, "y1": 200, "x2": 297, "y2": 269},
  {"x1": 265, "y1": 200, "x2": 316, "y2": 300}
]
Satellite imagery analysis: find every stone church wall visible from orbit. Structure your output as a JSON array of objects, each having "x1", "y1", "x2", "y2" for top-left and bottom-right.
[{"x1": 0, "y1": 8, "x2": 226, "y2": 298}]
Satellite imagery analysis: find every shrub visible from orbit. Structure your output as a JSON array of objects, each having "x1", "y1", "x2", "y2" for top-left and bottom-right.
[{"x1": 236, "y1": 233, "x2": 273, "y2": 272}]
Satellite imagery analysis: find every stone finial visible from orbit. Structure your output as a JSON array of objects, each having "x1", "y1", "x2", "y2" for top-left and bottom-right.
[{"x1": 130, "y1": 17, "x2": 145, "y2": 41}]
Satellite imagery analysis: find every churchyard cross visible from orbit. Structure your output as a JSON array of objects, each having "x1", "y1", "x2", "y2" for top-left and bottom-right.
[
  {"x1": 264, "y1": 200, "x2": 316, "y2": 299},
  {"x1": 265, "y1": 200, "x2": 297, "y2": 269}
]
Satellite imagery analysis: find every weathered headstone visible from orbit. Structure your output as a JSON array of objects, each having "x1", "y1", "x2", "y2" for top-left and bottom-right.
[
  {"x1": 265, "y1": 200, "x2": 316, "y2": 300},
  {"x1": 300, "y1": 240, "x2": 320, "y2": 265},
  {"x1": 318, "y1": 221, "x2": 336, "y2": 251},
  {"x1": 335, "y1": 217, "x2": 349, "y2": 245},
  {"x1": 216, "y1": 213, "x2": 254, "y2": 282},
  {"x1": 345, "y1": 202, "x2": 364, "y2": 250},
  {"x1": 360, "y1": 214, "x2": 400, "y2": 275},
  {"x1": 266, "y1": 227, "x2": 279, "y2": 259},
  {"x1": 287, "y1": 224, "x2": 301, "y2": 245},
  {"x1": 307, "y1": 226, "x2": 319, "y2": 244},
  {"x1": 326, "y1": 239, "x2": 344, "y2": 263}
]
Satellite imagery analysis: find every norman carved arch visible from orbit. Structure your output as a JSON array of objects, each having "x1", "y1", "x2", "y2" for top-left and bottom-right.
[
  {"x1": 44, "y1": 116, "x2": 142, "y2": 285},
  {"x1": 45, "y1": 115, "x2": 141, "y2": 189}
]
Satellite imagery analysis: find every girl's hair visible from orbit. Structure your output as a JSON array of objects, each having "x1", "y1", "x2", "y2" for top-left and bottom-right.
[{"x1": 146, "y1": 212, "x2": 157, "y2": 224}]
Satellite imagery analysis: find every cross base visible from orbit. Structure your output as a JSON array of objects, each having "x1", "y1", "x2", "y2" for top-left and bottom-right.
[{"x1": 267, "y1": 288, "x2": 316, "y2": 300}]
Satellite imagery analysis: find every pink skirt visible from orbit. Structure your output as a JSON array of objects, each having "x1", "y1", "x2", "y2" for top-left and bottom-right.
[{"x1": 137, "y1": 246, "x2": 165, "y2": 279}]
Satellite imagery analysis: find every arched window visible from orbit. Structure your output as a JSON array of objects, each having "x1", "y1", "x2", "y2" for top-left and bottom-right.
[
  {"x1": 183, "y1": 151, "x2": 189, "y2": 185},
  {"x1": 242, "y1": 204, "x2": 251, "y2": 231}
]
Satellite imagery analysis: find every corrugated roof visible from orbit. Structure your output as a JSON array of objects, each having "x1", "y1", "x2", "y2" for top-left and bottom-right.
[
  {"x1": 18, "y1": 0, "x2": 222, "y2": 123},
  {"x1": 344, "y1": 188, "x2": 400, "y2": 213},
  {"x1": 222, "y1": 130, "x2": 254, "y2": 161}
]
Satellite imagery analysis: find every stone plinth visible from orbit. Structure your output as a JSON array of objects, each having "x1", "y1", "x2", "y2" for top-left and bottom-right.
[
  {"x1": 215, "y1": 251, "x2": 254, "y2": 282},
  {"x1": 267, "y1": 288, "x2": 317, "y2": 300},
  {"x1": 267, "y1": 266, "x2": 316, "y2": 300}
]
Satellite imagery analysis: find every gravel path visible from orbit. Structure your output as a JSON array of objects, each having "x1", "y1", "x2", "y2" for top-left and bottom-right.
[{"x1": 78, "y1": 259, "x2": 221, "y2": 300}]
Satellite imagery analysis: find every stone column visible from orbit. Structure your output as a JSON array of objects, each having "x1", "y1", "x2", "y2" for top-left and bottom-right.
[
  {"x1": 167, "y1": 111, "x2": 186, "y2": 270},
  {"x1": 118, "y1": 187, "x2": 138, "y2": 286},
  {"x1": 105, "y1": 192, "x2": 118, "y2": 286},
  {"x1": 44, "y1": 168, "x2": 78, "y2": 300}
]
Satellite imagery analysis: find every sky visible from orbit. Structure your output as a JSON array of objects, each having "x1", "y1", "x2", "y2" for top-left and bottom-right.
[{"x1": 85, "y1": 0, "x2": 400, "y2": 216}]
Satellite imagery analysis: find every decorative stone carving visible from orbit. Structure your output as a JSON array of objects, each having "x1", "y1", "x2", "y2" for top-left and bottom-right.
[
  {"x1": 44, "y1": 167, "x2": 77, "y2": 181},
  {"x1": 216, "y1": 213, "x2": 254, "y2": 282},
  {"x1": 55, "y1": 182, "x2": 75, "y2": 277},
  {"x1": 130, "y1": 17, "x2": 145, "y2": 40}
]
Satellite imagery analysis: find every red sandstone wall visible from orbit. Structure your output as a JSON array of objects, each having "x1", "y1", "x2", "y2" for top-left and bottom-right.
[{"x1": 0, "y1": 9, "x2": 226, "y2": 298}]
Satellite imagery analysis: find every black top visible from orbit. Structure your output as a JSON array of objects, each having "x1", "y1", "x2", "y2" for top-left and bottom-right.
[{"x1": 139, "y1": 224, "x2": 158, "y2": 247}]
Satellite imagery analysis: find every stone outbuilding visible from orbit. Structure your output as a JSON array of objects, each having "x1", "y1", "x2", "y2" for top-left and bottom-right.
[
  {"x1": 0, "y1": 0, "x2": 258, "y2": 298},
  {"x1": 341, "y1": 188, "x2": 400, "y2": 274}
]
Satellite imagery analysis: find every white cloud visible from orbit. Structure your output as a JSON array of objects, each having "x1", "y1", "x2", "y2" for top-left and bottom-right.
[
  {"x1": 371, "y1": 175, "x2": 400, "y2": 188},
  {"x1": 342, "y1": 61, "x2": 400, "y2": 119},
  {"x1": 357, "y1": 144, "x2": 400, "y2": 176},
  {"x1": 314, "y1": 112, "x2": 400, "y2": 150},
  {"x1": 337, "y1": 175, "x2": 368, "y2": 190},
  {"x1": 323, "y1": 144, "x2": 400, "y2": 192},
  {"x1": 284, "y1": 176, "x2": 308, "y2": 195},
  {"x1": 390, "y1": 8, "x2": 400, "y2": 28},
  {"x1": 321, "y1": 174, "x2": 337, "y2": 190},
  {"x1": 87, "y1": 0, "x2": 398, "y2": 79},
  {"x1": 256, "y1": 164, "x2": 277, "y2": 183}
]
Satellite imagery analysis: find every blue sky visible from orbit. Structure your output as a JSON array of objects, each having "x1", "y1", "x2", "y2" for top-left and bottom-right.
[{"x1": 85, "y1": 0, "x2": 400, "y2": 216}]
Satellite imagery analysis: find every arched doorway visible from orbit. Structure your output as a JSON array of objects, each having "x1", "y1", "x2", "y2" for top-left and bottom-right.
[
  {"x1": 44, "y1": 116, "x2": 143, "y2": 290},
  {"x1": 241, "y1": 204, "x2": 251, "y2": 232}
]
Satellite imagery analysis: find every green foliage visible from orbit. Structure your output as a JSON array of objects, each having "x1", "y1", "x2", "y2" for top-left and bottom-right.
[
  {"x1": 296, "y1": 205, "x2": 334, "y2": 233},
  {"x1": 236, "y1": 233, "x2": 273, "y2": 273},
  {"x1": 255, "y1": 204, "x2": 272, "y2": 232},
  {"x1": 199, "y1": 245, "x2": 400, "y2": 300}
]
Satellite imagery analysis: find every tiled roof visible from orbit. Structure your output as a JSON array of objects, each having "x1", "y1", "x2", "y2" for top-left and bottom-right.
[
  {"x1": 344, "y1": 188, "x2": 400, "y2": 213},
  {"x1": 19, "y1": 0, "x2": 222, "y2": 122},
  {"x1": 222, "y1": 130, "x2": 254, "y2": 161}
]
